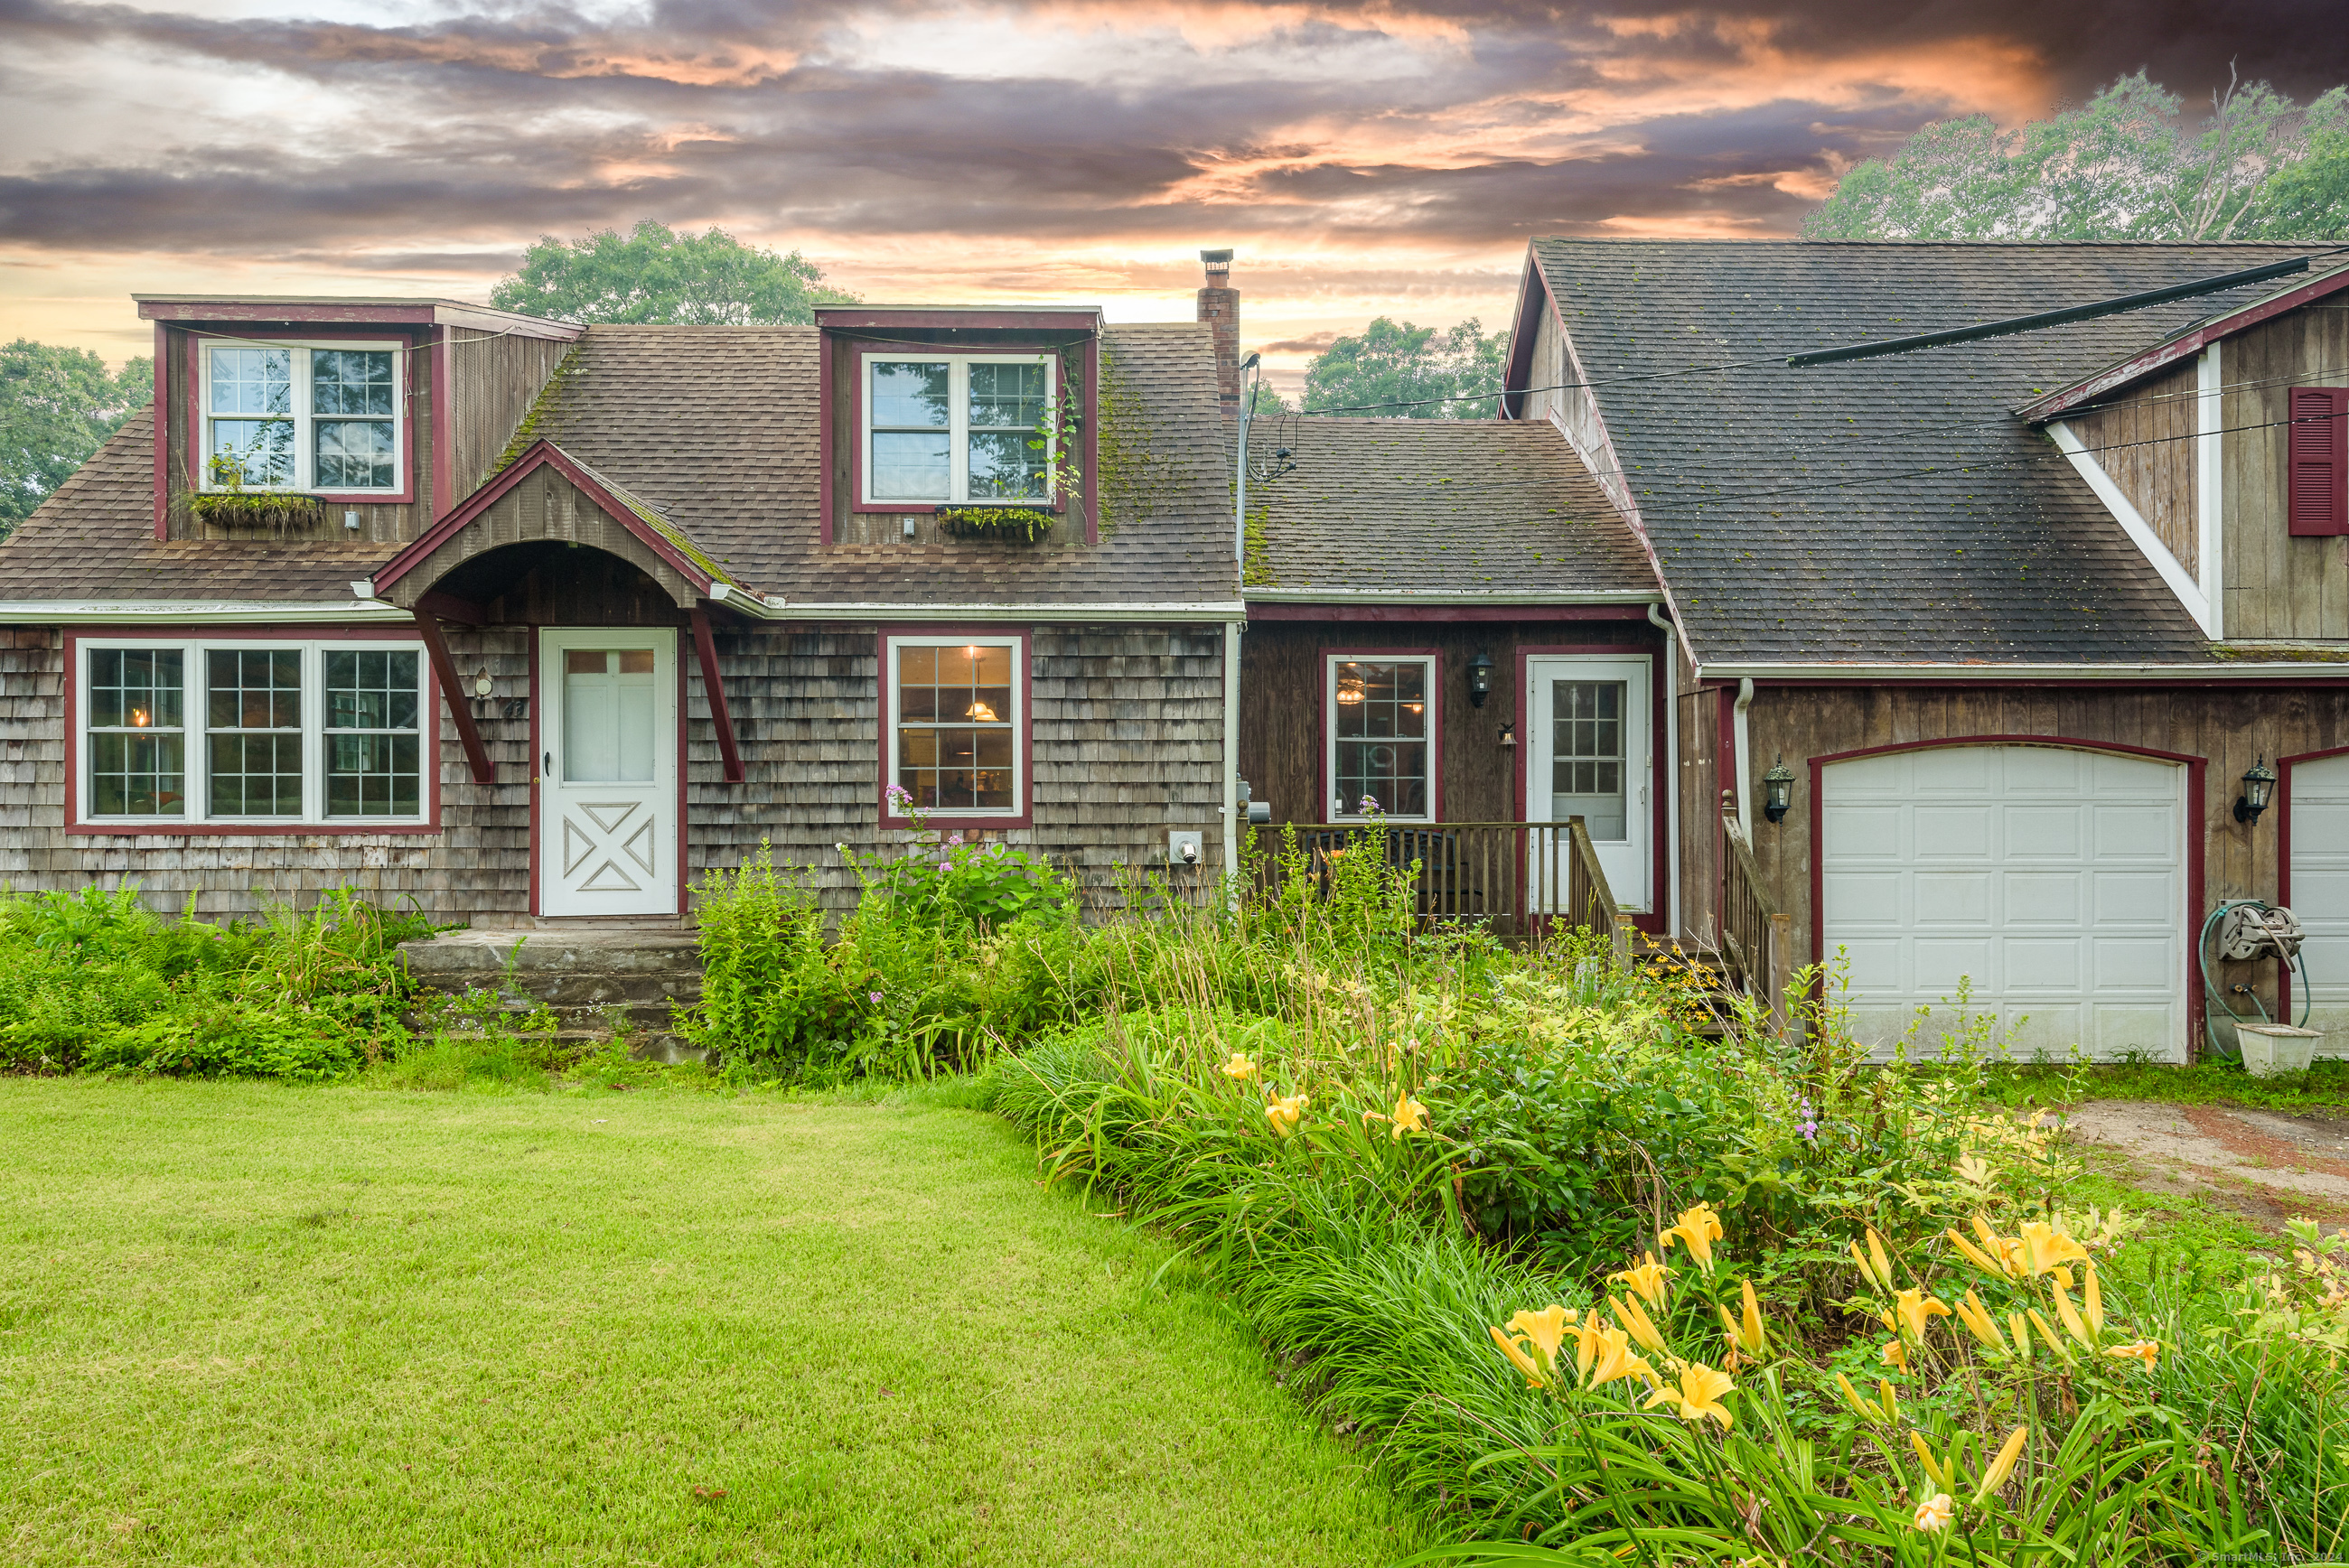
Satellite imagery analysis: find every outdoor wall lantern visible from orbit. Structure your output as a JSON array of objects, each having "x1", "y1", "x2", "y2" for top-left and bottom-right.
[
  {"x1": 1762, "y1": 754, "x2": 1796, "y2": 825},
  {"x1": 1466, "y1": 650, "x2": 1494, "y2": 707},
  {"x1": 2235, "y1": 757, "x2": 2277, "y2": 825}
]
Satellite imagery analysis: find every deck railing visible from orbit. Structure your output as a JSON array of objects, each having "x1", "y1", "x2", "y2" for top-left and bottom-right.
[
  {"x1": 1257, "y1": 819, "x2": 1628, "y2": 958},
  {"x1": 1717, "y1": 789, "x2": 1795, "y2": 1030}
]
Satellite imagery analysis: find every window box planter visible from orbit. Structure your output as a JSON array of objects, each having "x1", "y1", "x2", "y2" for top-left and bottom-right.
[{"x1": 936, "y1": 506, "x2": 1054, "y2": 544}]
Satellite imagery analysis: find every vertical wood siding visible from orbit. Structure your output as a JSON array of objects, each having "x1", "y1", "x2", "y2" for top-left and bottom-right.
[
  {"x1": 453, "y1": 336, "x2": 572, "y2": 497},
  {"x1": 2068, "y1": 358, "x2": 2198, "y2": 574},
  {"x1": 2223, "y1": 303, "x2": 2349, "y2": 639}
]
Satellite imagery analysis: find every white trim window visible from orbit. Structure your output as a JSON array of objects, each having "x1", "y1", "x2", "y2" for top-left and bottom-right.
[
  {"x1": 79, "y1": 639, "x2": 427, "y2": 825},
  {"x1": 864, "y1": 354, "x2": 1055, "y2": 505},
  {"x1": 200, "y1": 340, "x2": 404, "y2": 493},
  {"x1": 883, "y1": 635, "x2": 1022, "y2": 817},
  {"x1": 1324, "y1": 654, "x2": 1437, "y2": 822}
]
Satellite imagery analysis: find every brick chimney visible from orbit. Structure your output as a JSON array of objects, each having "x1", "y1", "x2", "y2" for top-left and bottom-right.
[{"x1": 1196, "y1": 248, "x2": 1240, "y2": 422}]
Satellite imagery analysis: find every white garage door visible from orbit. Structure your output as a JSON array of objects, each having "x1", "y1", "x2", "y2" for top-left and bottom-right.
[
  {"x1": 2290, "y1": 752, "x2": 2349, "y2": 1055},
  {"x1": 1822, "y1": 745, "x2": 2186, "y2": 1061}
]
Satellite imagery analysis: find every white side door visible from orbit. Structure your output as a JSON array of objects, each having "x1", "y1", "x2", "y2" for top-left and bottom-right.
[
  {"x1": 1822, "y1": 745, "x2": 2185, "y2": 1061},
  {"x1": 538, "y1": 629, "x2": 678, "y2": 918},
  {"x1": 1525, "y1": 656, "x2": 1652, "y2": 913},
  {"x1": 2290, "y1": 752, "x2": 2349, "y2": 1053}
]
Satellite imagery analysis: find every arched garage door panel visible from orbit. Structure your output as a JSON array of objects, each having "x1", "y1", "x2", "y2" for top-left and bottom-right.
[
  {"x1": 2290, "y1": 753, "x2": 2349, "y2": 1056},
  {"x1": 1822, "y1": 746, "x2": 2185, "y2": 1061}
]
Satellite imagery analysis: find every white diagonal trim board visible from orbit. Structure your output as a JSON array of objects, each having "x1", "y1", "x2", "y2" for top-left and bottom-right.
[{"x1": 2046, "y1": 419, "x2": 2214, "y2": 638}]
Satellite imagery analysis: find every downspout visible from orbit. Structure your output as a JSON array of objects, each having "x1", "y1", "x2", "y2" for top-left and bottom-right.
[
  {"x1": 1650, "y1": 602, "x2": 1680, "y2": 938},
  {"x1": 1222, "y1": 620, "x2": 1241, "y2": 897},
  {"x1": 1731, "y1": 677, "x2": 1755, "y2": 841},
  {"x1": 1232, "y1": 352, "x2": 1260, "y2": 568}
]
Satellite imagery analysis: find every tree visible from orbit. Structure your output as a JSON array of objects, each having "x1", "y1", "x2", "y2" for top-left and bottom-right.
[
  {"x1": 0, "y1": 341, "x2": 152, "y2": 535},
  {"x1": 1291, "y1": 317, "x2": 1511, "y2": 418},
  {"x1": 489, "y1": 220, "x2": 856, "y2": 325},
  {"x1": 1805, "y1": 73, "x2": 2349, "y2": 242}
]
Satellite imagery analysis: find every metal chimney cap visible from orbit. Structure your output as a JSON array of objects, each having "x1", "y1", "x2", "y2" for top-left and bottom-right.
[{"x1": 1199, "y1": 247, "x2": 1233, "y2": 265}]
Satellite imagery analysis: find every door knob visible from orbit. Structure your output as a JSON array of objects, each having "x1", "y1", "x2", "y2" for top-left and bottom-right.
[{"x1": 544, "y1": 751, "x2": 553, "y2": 777}]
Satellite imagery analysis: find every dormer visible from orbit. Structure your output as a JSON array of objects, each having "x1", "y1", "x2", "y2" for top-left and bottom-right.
[
  {"x1": 2020, "y1": 258, "x2": 2349, "y2": 645},
  {"x1": 135, "y1": 295, "x2": 580, "y2": 546},
  {"x1": 815, "y1": 303, "x2": 1102, "y2": 546}
]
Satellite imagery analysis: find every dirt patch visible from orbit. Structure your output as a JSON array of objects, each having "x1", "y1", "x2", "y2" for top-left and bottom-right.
[{"x1": 2060, "y1": 1099, "x2": 2349, "y2": 1231}]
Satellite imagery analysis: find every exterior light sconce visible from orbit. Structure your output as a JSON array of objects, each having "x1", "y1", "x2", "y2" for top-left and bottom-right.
[
  {"x1": 1466, "y1": 650, "x2": 1494, "y2": 708},
  {"x1": 1498, "y1": 723, "x2": 1516, "y2": 750},
  {"x1": 1762, "y1": 754, "x2": 1795, "y2": 825},
  {"x1": 2234, "y1": 757, "x2": 2277, "y2": 825},
  {"x1": 471, "y1": 668, "x2": 493, "y2": 701}
]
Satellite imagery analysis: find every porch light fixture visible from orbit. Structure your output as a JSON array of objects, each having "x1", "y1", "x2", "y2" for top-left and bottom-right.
[
  {"x1": 1466, "y1": 650, "x2": 1494, "y2": 707},
  {"x1": 1762, "y1": 754, "x2": 1796, "y2": 825},
  {"x1": 472, "y1": 668, "x2": 493, "y2": 700},
  {"x1": 2235, "y1": 757, "x2": 2277, "y2": 825}
]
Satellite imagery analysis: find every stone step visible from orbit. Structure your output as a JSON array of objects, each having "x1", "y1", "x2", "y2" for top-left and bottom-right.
[{"x1": 398, "y1": 926, "x2": 708, "y2": 1062}]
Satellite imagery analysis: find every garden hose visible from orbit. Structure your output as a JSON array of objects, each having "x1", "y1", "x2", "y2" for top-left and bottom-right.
[{"x1": 2197, "y1": 899, "x2": 2314, "y2": 1058}]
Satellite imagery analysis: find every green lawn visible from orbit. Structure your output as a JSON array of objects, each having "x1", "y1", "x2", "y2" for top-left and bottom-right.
[{"x1": 0, "y1": 1078, "x2": 1426, "y2": 1566}]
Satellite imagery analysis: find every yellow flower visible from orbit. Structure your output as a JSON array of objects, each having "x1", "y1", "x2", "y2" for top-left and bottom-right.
[
  {"x1": 1505, "y1": 1305, "x2": 1574, "y2": 1380},
  {"x1": 2026, "y1": 1309, "x2": 2072, "y2": 1363},
  {"x1": 1717, "y1": 1278, "x2": 1767, "y2": 1358},
  {"x1": 1849, "y1": 1227, "x2": 1896, "y2": 1292},
  {"x1": 1894, "y1": 1288, "x2": 1952, "y2": 1343},
  {"x1": 2049, "y1": 1265, "x2": 2075, "y2": 1291},
  {"x1": 2017, "y1": 1221, "x2": 2091, "y2": 1278},
  {"x1": 1642, "y1": 1362, "x2": 1737, "y2": 1428},
  {"x1": 2051, "y1": 1284, "x2": 2094, "y2": 1349},
  {"x1": 1912, "y1": 1493, "x2": 1956, "y2": 1533},
  {"x1": 1660, "y1": 1203, "x2": 1725, "y2": 1274},
  {"x1": 1880, "y1": 1338, "x2": 1908, "y2": 1373},
  {"x1": 1953, "y1": 1287, "x2": 2007, "y2": 1352},
  {"x1": 1609, "y1": 1253, "x2": 1674, "y2": 1309},
  {"x1": 1945, "y1": 1227, "x2": 2007, "y2": 1277},
  {"x1": 1612, "y1": 1293, "x2": 1670, "y2": 1356},
  {"x1": 2008, "y1": 1311, "x2": 2034, "y2": 1360},
  {"x1": 2084, "y1": 1263, "x2": 2103, "y2": 1338},
  {"x1": 1220, "y1": 1052, "x2": 1258, "y2": 1080},
  {"x1": 1909, "y1": 1431, "x2": 1951, "y2": 1490},
  {"x1": 1832, "y1": 1371, "x2": 1878, "y2": 1421},
  {"x1": 1265, "y1": 1092, "x2": 1309, "y2": 1136},
  {"x1": 2104, "y1": 1339, "x2": 2160, "y2": 1370},
  {"x1": 1582, "y1": 1324, "x2": 1657, "y2": 1390},
  {"x1": 1489, "y1": 1324, "x2": 1549, "y2": 1388},
  {"x1": 1977, "y1": 1424, "x2": 2029, "y2": 1501},
  {"x1": 1387, "y1": 1091, "x2": 1428, "y2": 1140}
]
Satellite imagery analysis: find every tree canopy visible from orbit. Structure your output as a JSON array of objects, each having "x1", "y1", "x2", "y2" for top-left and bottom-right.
[
  {"x1": 1280, "y1": 317, "x2": 1511, "y2": 418},
  {"x1": 489, "y1": 220, "x2": 856, "y2": 325},
  {"x1": 1805, "y1": 73, "x2": 2349, "y2": 242},
  {"x1": 0, "y1": 341, "x2": 152, "y2": 535}
]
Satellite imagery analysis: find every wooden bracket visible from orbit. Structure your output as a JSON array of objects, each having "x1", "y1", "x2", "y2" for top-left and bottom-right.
[
  {"x1": 690, "y1": 604, "x2": 745, "y2": 784},
  {"x1": 414, "y1": 607, "x2": 494, "y2": 785}
]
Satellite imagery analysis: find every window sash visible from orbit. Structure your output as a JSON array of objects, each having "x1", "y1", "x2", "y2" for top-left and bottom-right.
[
  {"x1": 863, "y1": 355, "x2": 1055, "y2": 506},
  {"x1": 884, "y1": 636, "x2": 1023, "y2": 817},
  {"x1": 199, "y1": 341, "x2": 403, "y2": 495},
  {"x1": 1324, "y1": 655, "x2": 1437, "y2": 822},
  {"x1": 80, "y1": 639, "x2": 426, "y2": 826}
]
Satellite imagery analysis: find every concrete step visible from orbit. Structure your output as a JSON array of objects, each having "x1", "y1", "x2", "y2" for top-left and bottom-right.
[{"x1": 398, "y1": 926, "x2": 708, "y2": 1061}]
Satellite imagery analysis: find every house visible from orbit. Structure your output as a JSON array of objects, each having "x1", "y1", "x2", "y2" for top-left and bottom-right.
[
  {"x1": 1240, "y1": 239, "x2": 2349, "y2": 1060},
  {"x1": 0, "y1": 289, "x2": 1243, "y2": 923}
]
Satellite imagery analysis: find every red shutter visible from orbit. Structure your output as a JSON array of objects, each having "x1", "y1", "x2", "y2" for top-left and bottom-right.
[{"x1": 2288, "y1": 386, "x2": 2349, "y2": 537}]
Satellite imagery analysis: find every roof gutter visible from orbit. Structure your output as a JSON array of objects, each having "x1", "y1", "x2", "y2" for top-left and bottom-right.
[
  {"x1": 730, "y1": 598, "x2": 1248, "y2": 623},
  {"x1": 1694, "y1": 660, "x2": 2349, "y2": 682},
  {"x1": 0, "y1": 599, "x2": 415, "y2": 624},
  {"x1": 1244, "y1": 588, "x2": 1661, "y2": 605}
]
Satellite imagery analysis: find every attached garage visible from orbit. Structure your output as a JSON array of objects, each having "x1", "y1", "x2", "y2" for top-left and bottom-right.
[
  {"x1": 2288, "y1": 751, "x2": 2349, "y2": 1055},
  {"x1": 1820, "y1": 744, "x2": 2188, "y2": 1061}
]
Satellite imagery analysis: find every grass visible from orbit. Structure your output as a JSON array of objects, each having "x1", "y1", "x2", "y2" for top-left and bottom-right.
[
  {"x1": 0, "y1": 1077, "x2": 1430, "y2": 1566},
  {"x1": 1989, "y1": 1057, "x2": 2349, "y2": 1111}
]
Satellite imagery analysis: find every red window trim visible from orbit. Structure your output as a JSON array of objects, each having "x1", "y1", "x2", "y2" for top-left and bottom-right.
[
  {"x1": 174, "y1": 327, "x2": 426, "y2": 515},
  {"x1": 2288, "y1": 386, "x2": 2349, "y2": 537},
  {"x1": 875, "y1": 626, "x2": 1035, "y2": 832},
  {"x1": 63, "y1": 624, "x2": 443, "y2": 838},
  {"x1": 1319, "y1": 648, "x2": 1443, "y2": 825}
]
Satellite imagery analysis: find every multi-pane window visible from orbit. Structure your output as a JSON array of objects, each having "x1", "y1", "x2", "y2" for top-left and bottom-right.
[
  {"x1": 79, "y1": 640, "x2": 426, "y2": 826},
  {"x1": 201, "y1": 341, "x2": 402, "y2": 492},
  {"x1": 864, "y1": 356, "x2": 1054, "y2": 504},
  {"x1": 1548, "y1": 679, "x2": 1627, "y2": 840},
  {"x1": 887, "y1": 638, "x2": 1019, "y2": 815},
  {"x1": 1327, "y1": 657, "x2": 1434, "y2": 820}
]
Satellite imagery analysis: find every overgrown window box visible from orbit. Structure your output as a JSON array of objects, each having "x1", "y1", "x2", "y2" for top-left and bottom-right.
[{"x1": 935, "y1": 506, "x2": 1054, "y2": 544}]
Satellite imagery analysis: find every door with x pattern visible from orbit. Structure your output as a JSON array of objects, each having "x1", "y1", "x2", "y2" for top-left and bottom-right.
[{"x1": 538, "y1": 629, "x2": 678, "y2": 917}]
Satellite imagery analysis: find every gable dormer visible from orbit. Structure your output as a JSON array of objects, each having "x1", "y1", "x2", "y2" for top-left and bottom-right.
[
  {"x1": 815, "y1": 303, "x2": 1101, "y2": 547},
  {"x1": 135, "y1": 295, "x2": 580, "y2": 546},
  {"x1": 2023, "y1": 259, "x2": 2349, "y2": 644}
]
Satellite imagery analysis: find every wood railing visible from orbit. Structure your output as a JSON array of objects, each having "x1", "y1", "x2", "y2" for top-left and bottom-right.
[
  {"x1": 1258, "y1": 819, "x2": 1628, "y2": 958},
  {"x1": 1717, "y1": 789, "x2": 1795, "y2": 1030}
]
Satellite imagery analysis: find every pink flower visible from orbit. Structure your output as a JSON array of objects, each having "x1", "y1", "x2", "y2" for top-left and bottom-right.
[
  {"x1": 868, "y1": 991, "x2": 884, "y2": 1004},
  {"x1": 947, "y1": 834, "x2": 965, "y2": 847}
]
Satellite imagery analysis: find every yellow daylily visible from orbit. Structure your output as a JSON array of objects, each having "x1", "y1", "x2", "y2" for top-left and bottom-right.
[
  {"x1": 1387, "y1": 1091, "x2": 1428, "y2": 1140},
  {"x1": 1611, "y1": 1293, "x2": 1670, "y2": 1356},
  {"x1": 2026, "y1": 1309, "x2": 2073, "y2": 1363},
  {"x1": 2018, "y1": 1221, "x2": 2091, "y2": 1278},
  {"x1": 1977, "y1": 1424, "x2": 2029, "y2": 1502},
  {"x1": 1583, "y1": 1324, "x2": 1657, "y2": 1390},
  {"x1": 1717, "y1": 1278, "x2": 1767, "y2": 1359},
  {"x1": 1833, "y1": 1371, "x2": 1881, "y2": 1423},
  {"x1": 1912, "y1": 1493, "x2": 1956, "y2": 1533},
  {"x1": 2008, "y1": 1311, "x2": 2034, "y2": 1361},
  {"x1": 1910, "y1": 1431, "x2": 1951, "y2": 1490},
  {"x1": 1505, "y1": 1305, "x2": 1574, "y2": 1380},
  {"x1": 1661, "y1": 1203, "x2": 1725, "y2": 1274},
  {"x1": 2084, "y1": 1263, "x2": 2103, "y2": 1337},
  {"x1": 1609, "y1": 1253, "x2": 1673, "y2": 1309},
  {"x1": 1849, "y1": 1227, "x2": 1895, "y2": 1292},
  {"x1": 1877, "y1": 1378, "x2": 1901, "y2": 1420},
  {"x1": 1946, "y1": 1227, "x2": 2007, "y2": 1277},
  {"x1": 1265, "y1": 1092, "x2": 1309, "y2": 1136},
  {"x1": 1220, "y1": 1052, "x2": 1258, "y2": 1080},
  {"x1": 1880, "y1": 1338, "x2": 1909, "y2": 1372},
  {"x1": 1894, "y1": 1288, "x2": 1953, "y2": 1343},
  {"x1": 2051, "y1": 1285, "x2": 2094, "y2": 1349},
  {"x1": 1489, "y1": 1324, "x2": 1548, "y2": 1388},
  {"x1": 1953, "y1": 1288, "x2": 2007, "y2": 1352},
  {"x1": 2104, "y1": 1339, "x2": 2160, "y2": 1370},
  {"x1": 1642, "y1": 1362, "x2": 1737, "y2": 1428}
]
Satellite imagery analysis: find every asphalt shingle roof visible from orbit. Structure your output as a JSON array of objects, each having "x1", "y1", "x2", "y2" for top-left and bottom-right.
[
  {"x1": 1242, "y1": 415, "x2": 1655, "y2": 595},
  {"x1": 1531, "y1": 239, "x2": 2342, "y2": 665}
]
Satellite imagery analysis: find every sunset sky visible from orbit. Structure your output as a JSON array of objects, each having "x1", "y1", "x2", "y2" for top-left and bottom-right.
[{"x1": 4, "y1": 0, "x2": 2343, "y2": 388}]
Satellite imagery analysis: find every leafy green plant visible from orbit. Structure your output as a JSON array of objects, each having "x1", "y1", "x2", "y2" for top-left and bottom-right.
[{"x1": 935, "y1": 505, "x2": 1054, "y2": 543}]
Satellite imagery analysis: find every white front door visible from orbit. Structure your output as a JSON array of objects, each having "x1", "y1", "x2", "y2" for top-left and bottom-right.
[
  {"x1": 2289, "y1": 752, "x2": 2349, "y2": 1053},
  {"x1": 538, "y1": 628, "x2": 678, "y2": 918},
  {"x1": 1526, "y1": 656, "x2": 1652, "y2": 913},
  {"x1": 1821, "y1": 745, "x2": 2185, "y2": 1061}
]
